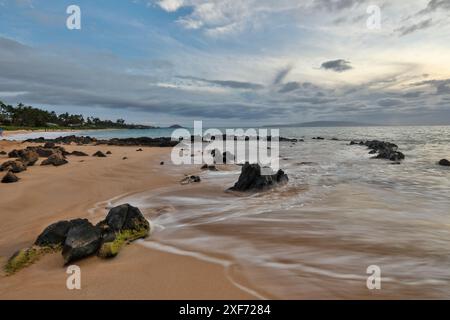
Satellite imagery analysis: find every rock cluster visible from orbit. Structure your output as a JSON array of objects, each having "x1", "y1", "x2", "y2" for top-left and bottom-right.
[
  {"x1": 350, "y1": 140, "x2": 405, "y2": 162},
  {"x1": 4, "y1": 204, "x2": 151, "y2": 274},
  {"x1": 1, "y1": 144, "x2": 70, "y2": 183},
  {"x1": 25, "y1": 135, "x2": 177, "y2": 147}
]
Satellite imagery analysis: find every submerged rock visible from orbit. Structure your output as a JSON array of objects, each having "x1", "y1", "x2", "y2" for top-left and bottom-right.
[
  {"x1": 439, "y1": 159, "x2": 450, "y2": 166},
  {"x1": 351, "y1": 140, "x2": 406, "y2": 162},
  {"x1": 1, "y1": 171, "x2": 19, "y2": 183},
  {"x1": 201, "y1": 164, "x2": 218, "y2": 171},
  {"x1": 180, "y1": 175, "x2": 201, "y2": 185},
  {"x1": 229, "y1": 163, "x2": 288, "y2": 192}
]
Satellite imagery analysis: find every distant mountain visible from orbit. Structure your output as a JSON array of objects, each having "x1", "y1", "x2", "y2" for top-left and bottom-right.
[
  {"x1": 169, "y1": 124, "x2": 184, "y2": 129},
  {"x1": 265, "y1": 121, "x2": 378, "y2": 128}
]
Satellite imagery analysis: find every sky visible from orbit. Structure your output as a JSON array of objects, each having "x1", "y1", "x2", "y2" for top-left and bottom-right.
[{"x1": 0, "y1": 0, "x2": 449, "y2": 126}]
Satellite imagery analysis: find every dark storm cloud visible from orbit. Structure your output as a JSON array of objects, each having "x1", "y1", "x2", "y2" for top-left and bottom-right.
[
  {"x1": 320, "y1": 59, "x2": 353, "y2": 72},
  {"x1": 395, "y1": 18, "x2": 434, "y2": 36}
]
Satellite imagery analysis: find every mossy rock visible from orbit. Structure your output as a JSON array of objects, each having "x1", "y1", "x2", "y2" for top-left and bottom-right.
[
  {"x1": 4, "y1": 245, "x2": 60, "y2": 275},
  {"x1": 98, "y1": 228, "x2": 149, "y2": 259}
]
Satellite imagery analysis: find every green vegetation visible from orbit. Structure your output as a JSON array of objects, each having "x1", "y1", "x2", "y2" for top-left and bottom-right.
[
  {"x1": 4, "y1": 245, "x2": 61, "y2": 275},
  {"x1": 98, "y1": 228, "x2": 149, "y2": 259},
  {"x1": 0, "y1": 101, "x2": 155, "y2": 130}
]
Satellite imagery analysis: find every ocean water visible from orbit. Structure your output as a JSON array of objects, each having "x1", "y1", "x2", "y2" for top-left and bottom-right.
[
  {"x1": 10, "y1": 126, "x2": 450, "y2": 298},
  {"x1": 100, "y1": 125, "x2": 450, "y2": 299}
]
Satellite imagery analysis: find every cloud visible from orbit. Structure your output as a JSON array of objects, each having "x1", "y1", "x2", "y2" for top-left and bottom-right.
[
  {"x1": 320, "y1": 59, "x2": 353, "y2": 72},
  {"x1": 377, "y1": 98, "x2": 405, "y2": 107},
  {"x1": 414, "y1": 78, "x2": 450, "y2": 95},
  {"x1": 418, "y1": 0, "x2": 450, "y2": 15},
  {"x1": 273, "y1": 65, "x2": 294, "y2": 85},
  {"x1": 313, "y1": 0, "x2": 367, "y2": 12},
  {"x1": 157, "y1": 0, "x2": 184, "y2": 12},
  {"x1": 395, "y1": 18, "x2": 434, "y2": 36},
  {"x1": 278, "y1": 82, "x2": 301, "y2": 93},
  {"x1": 176, "y1": 76, "x2": 264, "y2": 90}
]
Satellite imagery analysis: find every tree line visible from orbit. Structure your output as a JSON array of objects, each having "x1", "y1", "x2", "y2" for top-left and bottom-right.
[{"x1": 0, "y1": 101, "x2": 153, "y2": 129}]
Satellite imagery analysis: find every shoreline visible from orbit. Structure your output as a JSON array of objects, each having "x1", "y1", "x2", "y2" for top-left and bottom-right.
[
  {"x1": 1, "y1": 129, "x2": 79, "y2": 137},
  {"x1": 0, "y1": 140, "x2": 257, "y2": 300}
]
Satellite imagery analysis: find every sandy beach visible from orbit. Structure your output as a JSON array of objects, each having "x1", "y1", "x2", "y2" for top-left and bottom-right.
[
  {"x1": 0, "y1": 140, "x2": 255, "y2": 300},
  {"x1": 1, "y1": 129, "x2": 79, "y2": 137}
]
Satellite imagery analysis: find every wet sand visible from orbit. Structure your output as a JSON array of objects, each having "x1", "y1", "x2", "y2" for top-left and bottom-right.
[{"x1": 0, "y1": 141, "x2": 255, "y2": 299}]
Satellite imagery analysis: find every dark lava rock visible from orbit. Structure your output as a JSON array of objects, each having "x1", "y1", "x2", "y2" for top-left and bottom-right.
[
  {"x1": 8, "y1": 149, "x2": 38, "y2": 165},
  {"x1": 19, "y1": 149, "x2": 39, "y2": 166},
  {"x1": 92, "y1": 151, "x2": 107, "y2": 157},
  {"x1": 0, "y1": 160, "x2": 27, "y2": 173},
  {"x1": 439, "y1": 159, "x2": 450, "y2": 166},
  {"x1": 180, "y1": 175, "x2": 201, "y2": 184},
  {"x1": 41, "y1": 153, "x2": 68, "y2": 166},
  {"x1": 201, "y1": 164, "x2": 218, "y2": 171},
  {"x1": 211, "y1": 149, "x2": 235, "y2": 164},
  {"x1": 100, "y1": 204, "x2": 150, "y2": 233},
  {"x1": 229, "y1": 163, "x2": 288, "y2": 192},
  {"x1": 351, "y1": 140, "x2": 405, "y2": 162},
  {"x1": 43, "y1": 142, "x2": 56, "y2": 149},
  {"x1": 312, "y1": 137, "x2": 325, "y2": 140},
  {"x1": 136, "y1": 148, "x2": 143, "y2": 152},
  {"x1": 70, "y1": 151, "x2": 89, "y2": 157},
  {"x1": 25, "y1": 135, "x2": 97, "y2": 145},
  {"x1": 223, "y1": 151, "x2": 235, "y2": 164},
  {"x1": 0, "y1": 151, "x2": 7, "y2": 155},
  {"x1": 106, "y1": 151, "x2": 112, "y2": 155},
  {"x1": 34, "y1": 147, "x2": 56, "y2": 158},
  {"x1": 279, "y1": 137, "x2": 299, "y2": 142},
  {"x1": 62, "y1": 219, "x2": 102, "y2": 264},
  {"x1": 160, "y1": 161, "x2": 164, "y2": 165},
  {"x1": 296, "y1": 162, "x2": 318, "y2": 166},
  {"x1": 35, "y1": 220, "x2": 73, "y2": 247},
  {"x1": 122, "y1": 157, "x2": 128, "y2": 160},
  {"x1": 1, "y1": 171, "x2": 19, "y2": 183}
]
